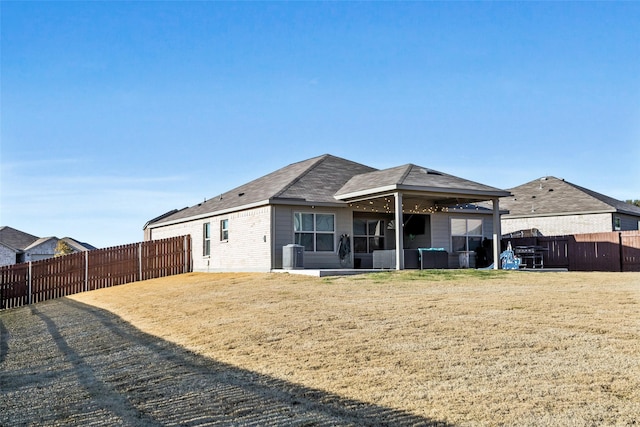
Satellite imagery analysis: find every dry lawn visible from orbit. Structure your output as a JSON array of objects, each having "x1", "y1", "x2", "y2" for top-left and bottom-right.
[
  {"x1": 63, "y1": 270, "x2": 640, "y2": 426},
  {"x1": 2, "y1": 270, "x2": 639, "y2": 426}
]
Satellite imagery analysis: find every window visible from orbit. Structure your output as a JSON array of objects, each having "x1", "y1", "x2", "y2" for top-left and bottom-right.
[
  {"x1": 220, "y1": 219, "x2": 229, "y2": 241},
  {"x1": 294, "y1": 212, "x2": 335, "y2": 251},
  {"x1": 451, "y1": 218, "x2": 483, "y2": 252},
  {"x1": 353, "y1": 219, "x2": 385, "y2": 253},
  {"x1": 203, "y1": 223, "x2": 211, "y2": 256},
  {"x1": 614, "y1": 216, "x2": 621, "y2": 231}
]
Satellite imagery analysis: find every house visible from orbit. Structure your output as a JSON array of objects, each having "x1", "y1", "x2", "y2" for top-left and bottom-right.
[
  {"x1": 500, "y1": 176, "x2": 640, "y2": 237},
  {"x1": 0, "y1": 226, "x2": 96, "y2": 266},
  {"x1": 144, "y1": 154, "x2": 511, "y2": 272}
]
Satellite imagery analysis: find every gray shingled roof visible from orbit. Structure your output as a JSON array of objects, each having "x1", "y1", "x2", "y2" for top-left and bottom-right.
[
  {"x1": 335, "y1": 164, "x2": 510, "y2": 201},
  {"x1": 0, "y1": 226, "x2": 39, "y2": 251},
  {"x1": 501, "y1": 176, "x2": 640, "y2": 217},
  {"x1": 150, "y1": 154, "x2": 376, "y2": 226},
  {"x1": 149, "y1": 155, "x2": 512, "y2": 228},
  {"x1": 24, "y1": 237, "x2": 57, "y2": 251},
  {"x1": 60, "y1": 237, "x2": 97, "y2": 252}
]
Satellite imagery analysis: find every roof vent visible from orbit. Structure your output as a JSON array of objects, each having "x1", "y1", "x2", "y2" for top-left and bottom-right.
[{"x1": 238, "y1": 192, "x2": 245, "y2": 197}]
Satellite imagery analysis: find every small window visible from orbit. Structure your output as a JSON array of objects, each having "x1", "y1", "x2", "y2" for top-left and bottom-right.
[
  {"x1": 294, "y1": 212, "x2": 335, "y2": 252},
  {"x1": 614, "y1": 217, "x2": 621, "y2": 231},
  {"x1": 220, "y1": 219, "x2": 229, "y2": 241},
  {"x1": 203, "y1": 223, "x2": 211, "y2": 256}
]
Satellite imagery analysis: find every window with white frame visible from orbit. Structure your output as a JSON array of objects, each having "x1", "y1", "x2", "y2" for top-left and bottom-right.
[
  {"x1": 451, "y1": 218, "x2": 483, "y2": 252},
  {"x1": 353, "y1": 218, "x2": 385, "y2": 253},
  {"x1": 294, "y1": 212, "x2": 335, "y2": 252},
  {"x1": 203, "y1": 223, "x2": 211, "y2": 256},
  {"x1": 220, "y1": 219, "x2": 229, "y2": 241},
  {"x1": 614, "y1": 216, "x2": 621, "y2": 231}
]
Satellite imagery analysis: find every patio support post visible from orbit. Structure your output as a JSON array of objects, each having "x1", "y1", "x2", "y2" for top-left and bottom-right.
[
  {"x1": 492, "y1": 198, "x2": 501, "y2": 270},
  {"x1": 394, "y1": 191, "x2": 404, "y2": 270}
]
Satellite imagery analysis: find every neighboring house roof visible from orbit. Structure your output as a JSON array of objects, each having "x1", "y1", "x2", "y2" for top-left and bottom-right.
[
  {"x1": 24, "y1": 237, "x2": 58, "y2": 252},
  {"x1": 0, "y1": 226, "x2": 96, "y2": 254},
  {"x1": 501, "y1": 176, "x2": 640, "y2": 218},
  {"x1": 0, "y1": 241, "x2": 19, "y2": 254},
  {"x1": 0, "y1": 226, "x2": 39, "y2": 251},
  {"x1": 59, "y1": 237, "x2": 97, "y2": 252},
  {"x1": 148, "y1": 154, "x2": 510, "y2": 228}
]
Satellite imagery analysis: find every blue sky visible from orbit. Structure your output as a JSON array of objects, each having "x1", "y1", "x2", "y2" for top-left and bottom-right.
[{"x1": 2, "y1": 2, "x2": 639, "y2": 248}]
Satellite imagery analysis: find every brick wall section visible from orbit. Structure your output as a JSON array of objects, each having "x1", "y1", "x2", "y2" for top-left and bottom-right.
[
  {"x1": 502, "y1": 213, "x2": 612, "y2": 236},
  {"x1": 150, "y1": 206, "x2": 272, "y2": 272},
  {"x1": 0, "y1": 245, "x2": 16, "y2": 266}
]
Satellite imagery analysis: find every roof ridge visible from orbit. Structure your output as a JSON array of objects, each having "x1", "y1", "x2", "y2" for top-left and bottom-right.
[
  {"x1": 272, "y1": 154, "x2": 330, "y2": 198},
  {"x1": 397, "y1": 164, "x2": 415, "y2": 185},
  {"x1": 564, "y1": 179, "x2": 640, "y2": 213}
]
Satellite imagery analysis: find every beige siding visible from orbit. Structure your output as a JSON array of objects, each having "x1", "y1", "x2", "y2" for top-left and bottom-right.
[
  {"x1": 432, "y1": 212, "x2": 495, "y2": 268},
  {"x1": 149, "y1": 205, "x2": 497, "y2": 271},
  {"x1": 150, "y1": 206, "x2": 272, "y2": 272},
  {"x1": 273, "y1": 205, "x2": 351, "y2": 269},
  {"x1": 502, "y1": 213, "x2": 612, "y2": 236},
  {"x1": 430, "y1": 214, "x2": 451, "y2": 250}
]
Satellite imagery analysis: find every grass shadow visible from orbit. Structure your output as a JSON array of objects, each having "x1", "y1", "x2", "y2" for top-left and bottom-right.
[{"x1": 1, "y1": 299, "x2": 452, "y2": 426}]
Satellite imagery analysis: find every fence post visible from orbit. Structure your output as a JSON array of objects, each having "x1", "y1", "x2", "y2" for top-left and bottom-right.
[
  {"x1": 84, "y1": 251, "x2": 89, "y2": 292},
  {"x1": 619, "y1": 232, "x2": 624, "y2": 272},
  {"x1": 28, "y1": 261, "x2": 32, "y2": 305},
  {"x1": 183, "y1": 235, "x2": 188, "y2": 273},
  {"x1": 138, "y1": 243, "x2": 143, "y2": 282}
]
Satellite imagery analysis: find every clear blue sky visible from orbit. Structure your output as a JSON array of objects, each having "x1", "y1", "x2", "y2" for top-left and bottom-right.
[{"x1": 2, "y1": 1, "x2": 639, "y2": 248}]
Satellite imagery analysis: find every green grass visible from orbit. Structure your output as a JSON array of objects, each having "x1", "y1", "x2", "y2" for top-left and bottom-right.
[{"x1": 365, "y1": 269, "x2": 511, "y2": 282}]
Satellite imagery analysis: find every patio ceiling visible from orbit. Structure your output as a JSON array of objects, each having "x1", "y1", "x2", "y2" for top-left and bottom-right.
[{"x1": 345, "y1": 194, "x2": 494, "y2": 215}]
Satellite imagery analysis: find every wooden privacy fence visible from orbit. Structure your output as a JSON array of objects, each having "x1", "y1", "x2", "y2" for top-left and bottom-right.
[
  {"x1": 0, "y1": 235, "x2": 192, "y2": 310},
  {"x1": 503, "y1": 230, "x2": 640, "y2": 272}
]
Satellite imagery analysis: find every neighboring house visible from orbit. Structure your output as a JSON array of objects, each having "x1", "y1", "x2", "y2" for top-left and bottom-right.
[
  {"x1": 23, "y1": 237, "x2": 60, "y2": 262},
  {"x1": 500, "y1": 176, "x2": 640, "y2": 237},
  {"x1": 144, "y1": 154, "x2": 510, "y2": 272},
  {"x1": 0, "y1": 226, "x2": 39, "y2": 265},
  {"x1": 0, "y1": 226, "x2": 96, "y2": 266},
  {"x1": 0, "y1": 241, "x2": 20, "y2": 267}
]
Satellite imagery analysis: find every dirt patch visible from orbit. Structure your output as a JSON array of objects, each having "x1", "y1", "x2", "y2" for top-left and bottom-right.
[{"x1": 2, "y1": 270, "x2": 640, "y2": 425}]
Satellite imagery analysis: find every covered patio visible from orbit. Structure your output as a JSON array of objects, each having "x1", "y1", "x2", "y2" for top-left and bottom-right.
[{"x1": 333, "y1": 164, "x2": 511, "y2": 270}]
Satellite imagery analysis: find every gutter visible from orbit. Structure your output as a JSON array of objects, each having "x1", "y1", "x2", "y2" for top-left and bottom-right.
[
  {"x1": 148, "y1": 198, "x2": 349, "y2": 229},
  {"x1": 335, "y1": 184, "x2": 510, "y2": 201}
]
